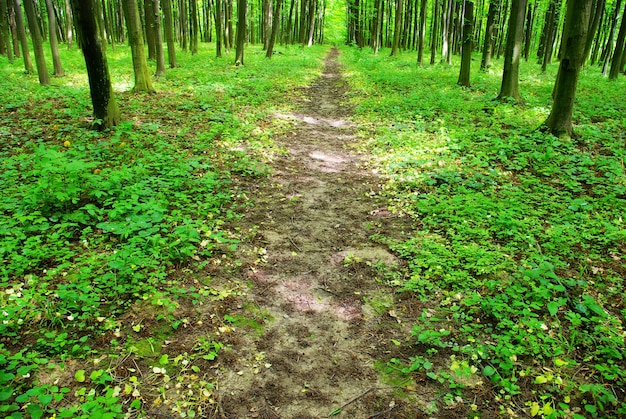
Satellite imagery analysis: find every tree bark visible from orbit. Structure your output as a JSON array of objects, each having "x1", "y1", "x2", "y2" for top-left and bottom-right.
[
  {"x1": 306, "y1": 0, "x2": 315, "y2": 46},
  {"x1": 457, "y1": 0, "x2": 473, "y2": 87},
  {"x1": 153, "y1": 0, "x2": 166, "y2": 77},
  {"x1": 430, "y1": 0, "x2": 439, "y2": 64},
  {"x1": 608, "y1": 2, "x2": 626, "y2": 79},
  {"x1": 0, "y1": 0, "x2": 13, "y2": 61},
  {"x1": 64, "y1": 0, "x2": 72, "y2": 48},
  {"x1": 145, "y1": 0, "x2": 157, "y2": 60},
  {"x1": 234, "y1": 0, "x2": 246, "y2": 65},
  {"x1": 162, "y1": 0, "x2": 177, "y2": 66},
  {"x1": 14, "y1": 0, "x2": 35, "y2": 72},
  {"x1": 416, "y1": 0, "x2": 427, "y2": 65},
  {"x1": 600, "y1": 0, "x2": 622, "y2": 74},
  {"x1": 214, "y1": 0, "x2": 222, "y2": 56},
  {"x1": 22, "y1": 0, "x2": 49, "y2": 84},
  {"x1": 496, "y1": 0, "x2": 526, "y2": 103},
  {"x1": 390, "y1": 0, "x2": 403, "y2": 55},
  {"x1": 122, "y1": 0, "x2": 156, "y2": 92},
  {"x1": 190, "y1": 0, "x2": 199, "y2": 54},
  {"x1": 70, "y1": 0, "x2": 120, "y2": 129},
  {"x1": 480, "y1": 0, "x2": 499, "y2": 70},
  {"x1": 541, "y1": 0, "x2": 592, "y2": 137},
  {"x1": 583, "y1": 0, "x2": 604, "y2": 64},
  {"x1": 265, "y1": 0, "x2": 281, "y2": 57},
  {"x1": 44, "y1": 0, "x2": 64, "y2": 76}
]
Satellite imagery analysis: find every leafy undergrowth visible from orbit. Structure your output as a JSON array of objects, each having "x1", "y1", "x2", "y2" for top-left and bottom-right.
[
  {"x1": 0, "y1": 44, "x2": 326, "y2": 418},
  {"x1": 342, "y1": 48, "x2": 626, "y2": 418}
]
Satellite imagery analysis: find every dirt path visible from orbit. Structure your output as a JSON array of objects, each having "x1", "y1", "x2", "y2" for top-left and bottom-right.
[{"x1": 212, "y1": 48, "x2": 418, "y2": 418}]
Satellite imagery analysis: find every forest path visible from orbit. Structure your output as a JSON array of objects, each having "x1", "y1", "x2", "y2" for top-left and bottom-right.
[{"x1": 211, "y1": 48, "x2": 420, "y2": 418}]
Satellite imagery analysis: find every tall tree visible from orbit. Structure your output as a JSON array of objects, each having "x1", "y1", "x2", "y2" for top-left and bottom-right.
[
  {"x1": 541, "y1": 0, "x2": 592, "y2": 137},
  {"x1": 145, "y1": 0, "x2": 157, "y2": 59},
  {"x1": 496, "y1": 0, "x2": 527, "y2": 103},
  {"x1": 44, "y1": 0, "x2": 64, "y2": 76},
  {"x1": 430, "y1": 0, "x2": 440, "y2": 64},
  {"x1": 22, "y1": 0, "x2": 50, "y2": 84},
  {"x1": 13, "y1": 0, "x2": 33, "y2": 71},
  {"x1": 608, "y1": 1, "x2": 626, "y2": 79},
  {"x1": 214, "y1": 0, "x2": 223, "y2": 56},
  {"x1": 416, "y1": 0, "x2": 427, "y2": 65},
  {"x1": 234, "y1": 0, "x2": 246, "y2": 64},
  {"x1": 190, "y1": 0, "x2": 199, "y2": 54},
  {"x1": 162, "y1": 0, "x2": 177, "y2": 67},
  {"x1": 0, "y1": 0, "x2": 13, "y2": 61},
  {"x1": 64, "y1": 0, "x2": 72, "y2": 48},
  {"x1": 153, "y1": 0, "x2": 166, "y2": 77},
  {"x1": 390, "y1": 0, "x2": 403, "y2": 55},
  {"x1": 70, "y1": 0, "x2": 120, "y2": 129},
  {"x1": 457, "y1": 0, "x2": 473, "y2": 87},
  {"x1": 583, "y1": 0, "x2": 604, "y2": 64},
  {"x1": 265, "y1": 0, "x2": 281, "y2": 57},
  {"x1": 600, "y1": 0, "x2": 622, "y2": 74},
  {"x1": 122, "y1": 0, "x2": 156, "y2": 92},
  {"x1": 481, "y1": 0, "x2": 499, "y2": 70}
]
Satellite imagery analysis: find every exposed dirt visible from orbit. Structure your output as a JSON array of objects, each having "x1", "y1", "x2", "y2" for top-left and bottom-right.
[{"x1": 197, "y1": 48, "x2": 427, "y2": 418}]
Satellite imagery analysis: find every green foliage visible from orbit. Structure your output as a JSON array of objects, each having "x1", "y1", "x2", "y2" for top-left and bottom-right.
[
  {"x1": 0, "y1": 43, "x2": 327, "y2": 417},
  {"x1": 343, "y1": 48, "x2": 626, "y2": 417}
]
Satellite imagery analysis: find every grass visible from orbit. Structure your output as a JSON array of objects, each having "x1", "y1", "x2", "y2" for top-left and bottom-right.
[
  {"x1": 341, "y1": 47, "x2": 626, "y2": 418},
  {"x1": 0, "y1": 42, "x2": 327, "y2": 418}
]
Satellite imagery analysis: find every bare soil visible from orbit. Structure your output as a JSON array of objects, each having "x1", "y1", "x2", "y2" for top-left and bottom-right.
[{"x1": 203, "y1": 48, "x2": 425, "y2": 418}]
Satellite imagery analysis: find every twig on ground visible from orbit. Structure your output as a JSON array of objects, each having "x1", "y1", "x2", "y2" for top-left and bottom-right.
[
  {"x1": 329, "y1": 387, "x2": 381, "y2": 416},
  {"x1": 367, "y1": 405, "x2": 397, "y2": 418}
]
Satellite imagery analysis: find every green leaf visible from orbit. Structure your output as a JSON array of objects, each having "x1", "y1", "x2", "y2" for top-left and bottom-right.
[
  {"x1": 159, "y1": 355, "x2": 169, "y2": 366},
  {"x1": 38, "y1": 393, "x2": 53, "y2": 405},
  {"x1": 483, "y1": 366, "x2": 496, "y2": 377},
  {"x1": 584, "y1": 405, "x2": 597, "y2": 414},
  {"x1": 547, "y1": 301, "x2": 560, "y2": 316},
  {"x1": 0, "y1": 387, "x2": 14, "y2": 401},
  {"x1": 74, "y1": 370, "x2": 86, "y2": 383},
  {"x1": 328, "y1": 407, "x2": 343, "y2": 416},
  {"x1": 26, "y1": 403, "x2": 43, "y2": 419}
]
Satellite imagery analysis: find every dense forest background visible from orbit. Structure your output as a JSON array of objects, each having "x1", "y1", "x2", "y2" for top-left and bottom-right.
[{"x1": 1, "y1": 0, "x2": 625, "y2": 418}]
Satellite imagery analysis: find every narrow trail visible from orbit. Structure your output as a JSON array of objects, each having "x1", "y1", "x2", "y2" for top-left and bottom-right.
[{"x1": 213, "y1": 48, "x2": 418, "y2": 418}]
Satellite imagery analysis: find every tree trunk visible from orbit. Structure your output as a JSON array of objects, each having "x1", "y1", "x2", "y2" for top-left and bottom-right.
[
  {"x1": 162, "y1": 0, "x2": 177, "y2": 66},
  {"x1": 70, "y1": 0, "x2": 120, "y2": 129},
  {"x1": 542, "y1": 0, "x2": 592, "y2": 137},
  {"x1": 266, "y1": 0, "x2": 281, "y2": 56},
  {"x1": 153, "y1": 0, "x2": 166, "y2": 77},
  {"x1": 8, "y1": 0, "x2": 21, "y2": 57},
  {"x1": 600, "y1": 0, "x2": 622, "y2": 73},
  {"x1": 609, "y1": 2, "x2": 626, "y2": 79},
  {"x1": 306, "y1": 0, "x2": 315, "y2": 45},
  {"x1": 372, "y1": 0, "x2": 381, "y2": 53},
  {"x1": 64, "y1": 0, "x2": 72, "y2": 48},
  {"x1": 14, "y1": 0, "x2": 34, "y2": 71},
  {"x1": 190, "y1": 0, "x2": 199, "y2": 53},
  {"x1": 234, "y1": 0, "x2": 246, "y2": 64},
  {"x1": 0, "y1": 0, "x2": 13, "y2": 61},
  {"x1": 583, "y1": 0, "x2": 604, "y2": 64},
  {"x1": 457, "y1": 0, "x2": 473, "y2": 86},
  {"x1": 390, "y1": 0, "x2": 403, "y2": 55},
  {"x1": 522, "y1": 0, "x2": 533, "y2": 60},
  {"x1": 145, "y1": 0, "x2": 157, "y2": 60},
  {"x1": 22, "y1": 0, "x2": 49, "y2": 84},
  {"x1": 417, "y1": 0, "x2": 427, "y2": 64},
  {"x1": 496, "y1": 0, "x2": 526, "y2": 103},
  {"x1": 480, "y1": 0, "x2": 498, "y2": 70},
  {"x1": 179, "y1": 0, "x2": 188, "y2": 50},
  {"x1": 541, "y1": 0, "x2": 561, "y2": 72},
  {"x1": 214, "y1": 0, "x2": 222, "y2": 56},
  {"x1": 430, "y1": 0, "x2": 439, "y2": 64},
  {"x1": 122, "y1": 0, "x2": 156, "y2": 92},
  {"x1": 44, "y1": 0, "x2": 63, "y2": 76}
]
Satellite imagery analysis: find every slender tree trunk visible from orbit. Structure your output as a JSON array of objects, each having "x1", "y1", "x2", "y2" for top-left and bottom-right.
[
  {"x1": 44, "y1": 0, "x2": 63, "y2": 76},
  {"x1": 64, "y1": 0, "x2": 72, "y2": 48},
  {"x1": 190, "y1": 0, "x2": 199, "y2": 53},
  {"x1": 497, "y1": 0, "x2": 526, "y2": 103},
  {"x1": 609, "y1": 3, "x2": 626, "y2": 79},
  {"x1": 14, "y1": 0, "x2": 35, "y2": 71},
  {"x1": 70, "y1": 0, "x2": 120, "y2": 129},
  {"x1": 582, "y1": 0, "x2": 604, "y2": 65},
  {"x1": 390, "y1": 0, "x2": 403, "y2": 55},
  {"x1": 22, "y1": 0, "x2": 49, "y2": 84},
  {"x1": 416, "y1": 0, "x2": 427, "y2": 65},
  {"x1": 145, "y1": 0, "x2": 157, "y2": 59},
  {"x1": 542, "y1": 0, "x2": 592, "y2": 137},
  {"x1": 480, "y1": 0, "x2": 498, "y2": 70},
  {"x1": 8, "y1": 0, "x2": 21, "y2": 57},
  {"x1": 162, "y1": 0, "x2": 177, "y2": 66},
  {"x1": 430, "y1": 0, "x2": 439, "y2": 64},
  {"x1": 123, "y1": 0, "x2": 156, "y2": 92},
  {"x1": 234, "y1": 0, "x2": 246, "y2": 64},
  {"x1": 601, "y1": 0, "x2": 622, "y2": 74},
  {"x1": 266, "y1": 0, "x2": 281, "y2": 56},
  {"x1": 214, "y1": 0, "x2": 222, "y2": 56},
  {"x1": 179, "y1": 0, "x2": 188, "y2": 50},
  {"x1": 306, "y1": 0, "x2": 315, "y2": 45},
  {"x1": 458, "y1": 0, "x2": 473, "y2": 86},
  {"x1": 153, "y1": 0, "x2": 166, "y2": 77},
  {"x1": 522, "y1": 0, "x2": 533, "y2": 60},
  {"x1": 0, "y1": 0, "x2": 13, "y2": 61}
]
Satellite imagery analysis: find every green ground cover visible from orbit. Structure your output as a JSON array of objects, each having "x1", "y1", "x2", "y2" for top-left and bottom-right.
[
  {"x1": 0, "y1": 44, "x2": 326, "y2": 418},
  {"x1": 342, "y1": 48, "x2": 626, "y2": 418}
]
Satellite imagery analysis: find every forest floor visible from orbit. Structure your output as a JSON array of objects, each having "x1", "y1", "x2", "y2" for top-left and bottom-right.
[{"x1": 194, "y1": 48, "x2": 427, "y2": 418}]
